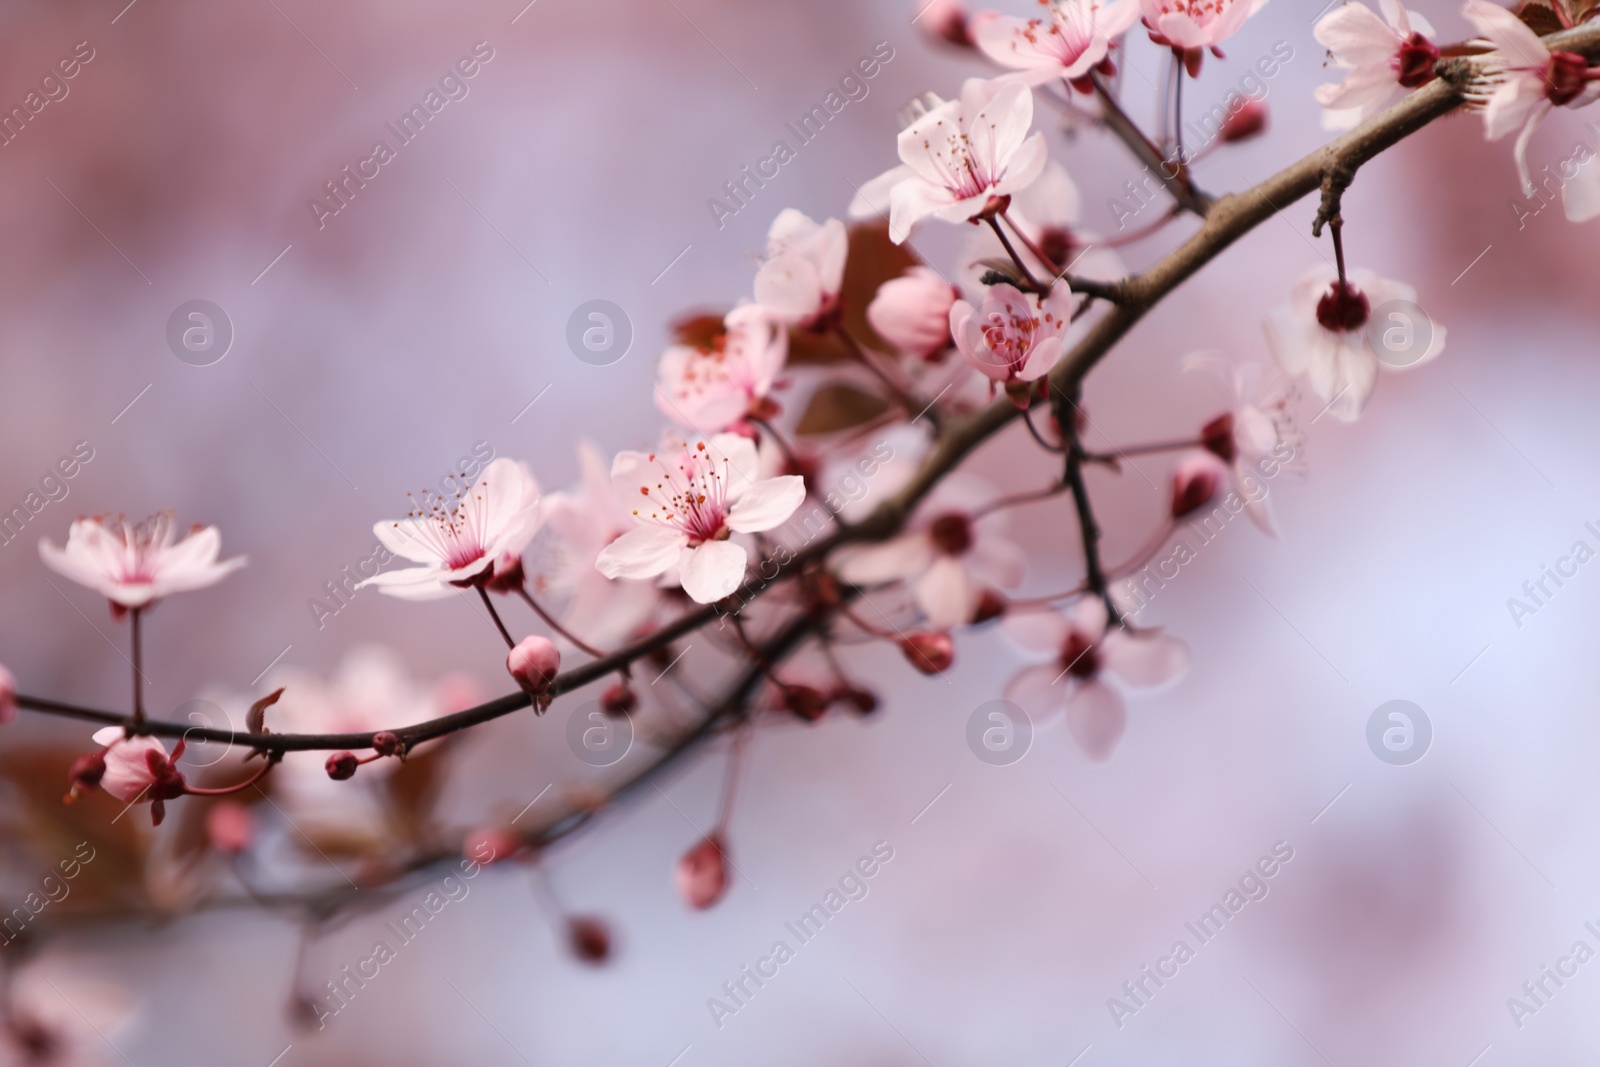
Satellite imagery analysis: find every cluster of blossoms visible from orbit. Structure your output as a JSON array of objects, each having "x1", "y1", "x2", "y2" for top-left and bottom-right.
[{"x1": 1, "y1": 3, "x2": 1595, "y2": 1042}]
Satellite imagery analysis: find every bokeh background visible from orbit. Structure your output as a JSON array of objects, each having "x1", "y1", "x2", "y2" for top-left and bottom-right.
[{"x1": 2, "y1": 0, "x2": 1600, "y2": 1062}]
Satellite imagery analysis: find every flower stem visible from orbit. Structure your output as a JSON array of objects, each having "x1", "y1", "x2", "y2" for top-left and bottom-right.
[
  {"x1": 985, "y1": 216, "x2": 1049, "y2": 296},
  {"x1": 477, "y1": 585, "x2": 517, "y2": 650},
  {"x1": 183, "y1": 753, "x2": 282, "y2": 796},
  {"x1": 129, "y1": 606, "x2": 145, "y2": 729},
  {"x1": 515, "y1": 587, "x2": 605, "y2": 659}
]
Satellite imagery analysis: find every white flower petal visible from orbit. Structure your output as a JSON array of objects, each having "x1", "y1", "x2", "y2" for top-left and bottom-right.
[
  {"x1": 1065, "y1": 680, "x2": 1125, "y2": 761},
  {"x1": 679, "y1": 540, "x2": 749, "y2": 603},
  {"x1": 596, "y1": 524, "x2": 688, "y2": 581},
  {"x1": 726, "y1": 475, "x2": 806, "y2": 533}
]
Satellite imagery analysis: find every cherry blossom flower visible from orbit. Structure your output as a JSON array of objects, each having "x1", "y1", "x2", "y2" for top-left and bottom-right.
[
  {"x1": 1265, "y1": 265, "x2": 1444, "y2": 422},
  {"x1": 1003, "y1": 597, "x2": 1189, "y2": 760},
  {"x1": 867, "y1": 266, "x2": 959, "y2": 359},
  {"x1": 752, "y1": 210, "x2": 848, "y2": 327},
  {"x1": 540, "y1": 441, "x2": 660, "y2": 649},
  {"x1": 655, "y1": 305, "x2": 788, "y2": 434},
  {"x1": 595, "y1": 434, "x2": 806, "y2": 604},
  {"x1": 848, "y1": 77, "x2": 1048, "y2": 244},
  {"x1": 361, "y1": 457, "x2": 542, "y2": 600},
  {"x1": 972, "y1": 0, "x2": 1141, "y2": 86},
  {"x1": 39, "y1": 513, "x2": 245, "y2": 610},
  {"x1": 88, "y1": 727, "x2": 186, "y2": 824},
  {"x1": 833, "y1": 476, "x2": 1024, "y2": 629},
  {"x1": 951, "y1": 281, "x2": 1075, "y2": 396},
  {"x1": 1140, "y1": 0, "x2": 1270, "y2": 54},
  {"x1": 1185, "y1": 353, "x2": 1300, "y2": 536},
  {"x1": 1314, "y1": 0, "x2": 1440, "y2": 129},
  {"x1": 1464, "y1": 0, "x2": 1600, "y2": 194}
]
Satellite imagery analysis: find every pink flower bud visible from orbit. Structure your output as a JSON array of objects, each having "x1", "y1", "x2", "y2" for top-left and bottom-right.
[
  {"x1": 463, "y1": 825, "x2": 524, "y2": 866},
  {"x1": 676, "y1": 834, "x2": 730, "y2": 910},
  {"x1": 600, "y1": 681, "x2": 637, "y2": 717},
  {"x1": 866, "y1": 267, "x2": 958, "y2": 359},
  {"x1": 1170, "y1": 452, "x2": 1228, "y2": 520},
  {"x1": 325, "y1": 751, "x2": 358, "y2": 780},
  {"x1": 1200, "y1": 413, "x2": 1236, "y2": 463},
  {"x1": 507, "y1": 635, "x2": 561, "y2": 696},
  {"x1": 566, "y1": 916, "x2": 613, "y2": 964},
  {"x1": 899, "y1": 631, "x2": 955, "y2": 675},
  {"x1": 371, "y1": 731, "x2": 404, "y2": 758},
  {"x1": 1220, "y1": 98, "x2": 1268, "y2": 143},
  {"x1": 206, "y1": 800, "x2": 255, "y2": 853},
  {"x1": 0, "y1": 664, "x2": 15, "y2": 725}
]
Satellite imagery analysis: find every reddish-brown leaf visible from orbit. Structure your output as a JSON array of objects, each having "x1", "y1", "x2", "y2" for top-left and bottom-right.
[{"x1": 794, "y1": 383, "x2": 892, "y2": 436}]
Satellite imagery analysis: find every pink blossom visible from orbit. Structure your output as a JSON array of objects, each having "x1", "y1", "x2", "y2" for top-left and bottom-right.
[
  {"x1": 360, "y1": 457, "x2": 542, "y2": 600},
  {"x1": 848, "y1": 77, "x2": 1048, "y2": 244},
  {"x1": 833, "y1": 476, "x2": 1024, "y2": 630},
  {"x1": 1185, "y1": 353, "x2": 1300, "y2": 537},
  {"x1": 752, "y1": 210, "x2": 848, "y2": 326},
  {"x1": 1314, "y1": 0, "x2": 1440, "y2": 130},
  {"x1": 1465, "y1": 0, "x2": 1600, "y2": 195},
  {"x1": 950, "y1": 282, "x2": 1075, "y2": 389},
  {"x1": 595, "y1": 434, "x2": 806, "y2": 604},
  {"x1": 1003, "y1": 598, "x2": 1189, "y2": 760},
  {"x1": 973, "y1": 0, "x2": 1140, "y2": 85},
  {"x1": 541, "y1": 441, "x2": 660, "y2": 649},
  {"x1": 867, "y1": 266, "x2": 958, "y2": 358},
  {"x1": 1140, "y1": 0, "x2": 1271, "y2": 50},
  {"x1": 675, "y1": 834, "x2": 730, "y2": 909},
  {"x1": 655, "y1": 304, "x2": 788, "y2": 434},
  {"x1": 89, "y1": 726, "x2": 186, "y2": 822},
  {"x1": 1265, "y1": 265, "x2": 1444, "y2": 422},
  {"x1": 39, "y1": 512, "x2": 245, "y2": 610}
]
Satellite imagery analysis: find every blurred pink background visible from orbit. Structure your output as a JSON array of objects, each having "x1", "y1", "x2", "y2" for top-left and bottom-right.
[{"x1": 3, "y1": 0, "x2": 1600, "y2": 1063}]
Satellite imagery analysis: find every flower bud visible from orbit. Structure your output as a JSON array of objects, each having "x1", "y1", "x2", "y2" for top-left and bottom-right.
[
  {"x1": 325, "y1": 751, "x2": 358, "y2": 780},
  {"x1": 567, "y1": 916, "x2": 613, "y2": 964},
  {"x1": 675, "y1": 834, "x2": 730, "y2": 910},
  {"x1": 0, "y1": 663, "x2": 15, "y2": 725},
  {"x1": 867, "y1": 267, "x2": 958, "y2": 359},
  {"x1": 920, "y1": 0, "x2": 973, "y2": 47},
  {"x1": 507, "y1": 635, "x2": 561, "y2": 696},
  {"x1": 899, "y1": 631, "x2": 954, "y2": 675},
  {"x1": 371, "y1": 731, "x2": 404, "y2": 758},
  {"x1": 206, "y1": 800, "x2": 255, "y2": 853},
  {"x1": 64, "y1": 750, "x2": 107, "y2": 802},
  {"x1": 1220, "y1": 98, "x2": 1268, "y2": 143},
  {"x1": 600, "y1": 681, "x2": 637, "y2": 717},
  {"x1": 834, "y1": 685, "x2": 879, "y2": 716},
  {"x1": 1170, "y1": 452, "x2": 1227, "y2": 520},
  {"x1": 781, "y1": 684, "x2": 830, "y2": 723},
  {"x1": 463, "y1": 825, "x2": 524, "y2": 866}
]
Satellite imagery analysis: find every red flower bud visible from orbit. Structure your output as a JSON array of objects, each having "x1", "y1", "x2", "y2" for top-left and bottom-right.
[
  {"x1": 600, "y1": 681, "x2": 637, "y2": 717},
  {"x1": 371, "y1": 731, "x2": 404, "y2": 758},
  {"x1": 463, "y1": 825, "x2": 524, "y2": 866},
  {"x1": 1170, "y1": 453, "x2": 1227, "y2": 520},
  {"x1": 972, "y1": 588, "x2": 1007, "y2": 624},
  {"x1": 1220, "y1": 98, "x2": 1268, "y2": 143},
  {"x1": 781, "y1": 684, "x2": 830, "y2": 723},
  {"x1": 675, "y1": 834, "x2": 730, "y2": 910},
  {"x1": 507, "y1": 635, "x2": 561, "y2": 696},
  {"x1": 566, "y1": 916, "x2": 613, "y2": 964},
  {"x1": 325, "y1": 751, "x2": 358, "y2": 780},
  {"x1": 900, "y1": 631, "x2": 954, "y2": 675}
]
